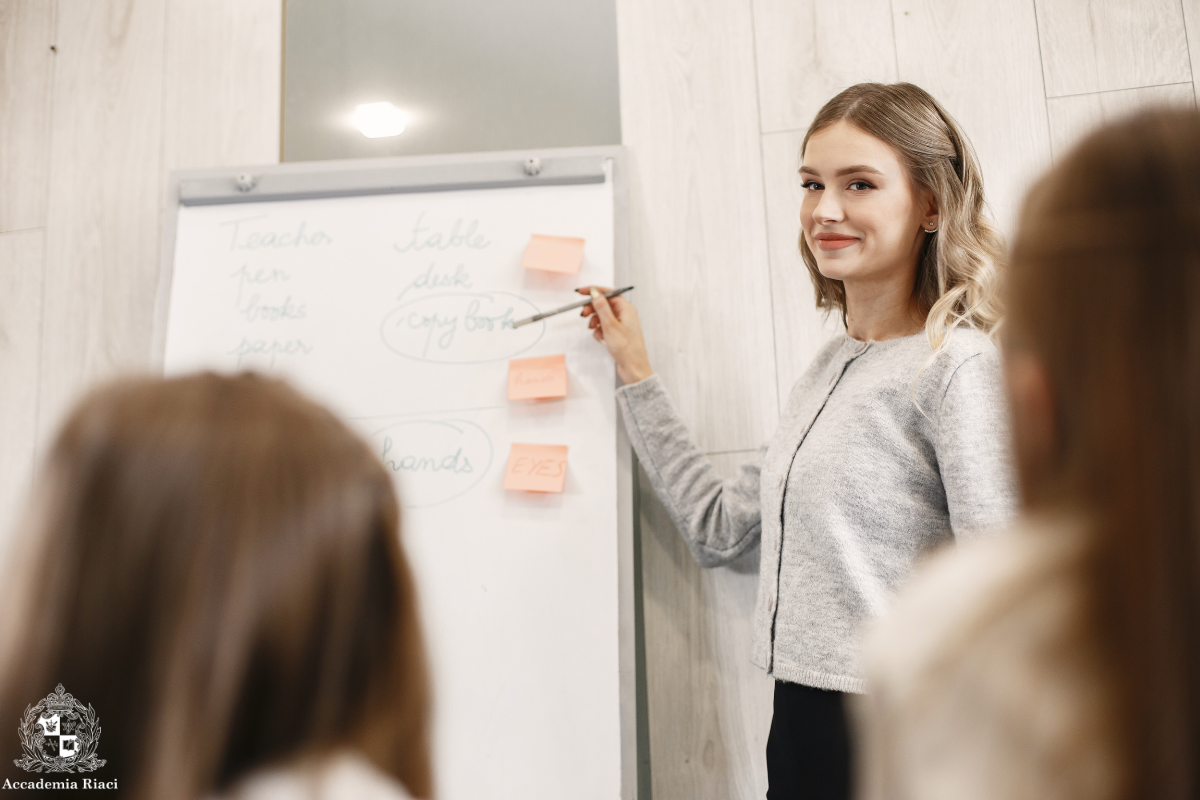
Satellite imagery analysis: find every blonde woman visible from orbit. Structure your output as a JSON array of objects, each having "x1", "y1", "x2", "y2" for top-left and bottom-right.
[{"x1": 580, "y1": 83, "x2": 1016, "y2": 799}]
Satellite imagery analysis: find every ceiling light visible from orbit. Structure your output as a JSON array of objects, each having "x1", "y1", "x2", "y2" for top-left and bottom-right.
[{"x1": 352, "y1": 102, "x2": 409, "y2": 138}]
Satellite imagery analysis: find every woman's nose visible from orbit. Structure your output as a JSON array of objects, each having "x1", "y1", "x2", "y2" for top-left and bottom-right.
[{"x1": 812, "y1": 192, "x2": 843, "y2": 224}]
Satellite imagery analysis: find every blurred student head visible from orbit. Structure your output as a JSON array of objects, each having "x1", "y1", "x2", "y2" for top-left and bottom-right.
[
  {"x1": 0, "y1": 373, "x2": 430, "y2": 799},
  {"x1": 1006, "y1": 108, "x2": 1200, "y2": 799}
]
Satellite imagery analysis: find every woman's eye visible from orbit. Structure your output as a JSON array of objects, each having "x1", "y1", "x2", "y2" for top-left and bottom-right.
[
  {"x1": 801, "y1": 180, "x2": 823, "y2": 191},
  {"x1": 848, "y1": 180, "x2": 874, "y2": 191}
]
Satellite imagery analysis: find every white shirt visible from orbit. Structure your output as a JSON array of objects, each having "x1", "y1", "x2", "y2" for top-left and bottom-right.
[{"x1": 214, "y1": 749, "x2": 414, "y2": 800}]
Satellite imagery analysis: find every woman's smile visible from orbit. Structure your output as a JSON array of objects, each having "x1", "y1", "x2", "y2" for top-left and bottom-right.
[{"x1": 813, "y1": 232, "x2": 860, "y2": 250}]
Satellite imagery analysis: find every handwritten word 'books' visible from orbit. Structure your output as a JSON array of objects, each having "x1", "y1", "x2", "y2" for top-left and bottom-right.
[
  {"x1": 521, "y1": 234, "x2": 585, "y2": 274},
  {"x1": 508, "y1": 354, "x2": 568, "y2": 401},
  {"x1": 503, "y1": 444, "x2": 568, "y2": 493}
]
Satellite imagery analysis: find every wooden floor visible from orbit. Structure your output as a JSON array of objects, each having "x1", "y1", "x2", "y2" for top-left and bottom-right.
[{"x1": 0, "y1": 1, "x2": 1195, "y2": 797}]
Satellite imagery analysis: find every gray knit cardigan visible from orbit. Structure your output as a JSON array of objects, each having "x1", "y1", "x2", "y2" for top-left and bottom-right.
[{"x1": 615, "y1": 329, "x2": 1017, "y2": 692}]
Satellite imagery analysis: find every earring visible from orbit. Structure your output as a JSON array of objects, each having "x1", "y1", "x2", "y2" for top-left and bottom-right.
[{"x1": 926, "y1": 225, "x2": 938, "y2": 233}]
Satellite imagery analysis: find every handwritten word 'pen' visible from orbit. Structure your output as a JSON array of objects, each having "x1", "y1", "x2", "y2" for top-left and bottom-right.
[{"x1": 508, "y1": 286, "x2": 635, "y2": 329}]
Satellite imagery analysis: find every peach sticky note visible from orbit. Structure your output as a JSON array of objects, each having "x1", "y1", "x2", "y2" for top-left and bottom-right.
[
  {"x1": 521, "y1": 234, "x2": 585, "y2": 274},
  {"x1": 508, "y1": 354, "x2": 568, "y2": 401},
  {"x1": 503, "y1": 443, "x2": 568, "y2": 493}
]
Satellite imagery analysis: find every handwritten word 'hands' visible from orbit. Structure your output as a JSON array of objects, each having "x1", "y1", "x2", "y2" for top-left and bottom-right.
[{"x1": 579, "y1": 287, "x2": 654, "y2": 385}]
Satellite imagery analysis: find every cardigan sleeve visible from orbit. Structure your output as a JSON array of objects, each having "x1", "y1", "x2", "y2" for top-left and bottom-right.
[
  {"x1": 933, "y1": 348, "x2": 1018, "y2": 539},
  {"x1": 616, "y1": 375, "x2": 763, "y2": 567}
]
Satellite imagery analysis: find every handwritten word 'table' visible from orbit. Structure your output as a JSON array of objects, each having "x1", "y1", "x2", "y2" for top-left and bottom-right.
[{"x1": 393, "y1": 212, "x2": 490, "y2": 253}]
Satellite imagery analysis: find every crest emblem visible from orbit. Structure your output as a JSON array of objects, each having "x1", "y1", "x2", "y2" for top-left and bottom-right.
[{"x1": 14, "y1": 684, "x2": 105, "y2": 773}]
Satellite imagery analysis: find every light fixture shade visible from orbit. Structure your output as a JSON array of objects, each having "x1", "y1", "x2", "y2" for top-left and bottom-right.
[{"x1": 352, "y1": 102, "x2": 409, "y2": 138}]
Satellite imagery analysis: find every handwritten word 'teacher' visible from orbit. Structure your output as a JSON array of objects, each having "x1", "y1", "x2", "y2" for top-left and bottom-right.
[
  {"x1": 393, "y1": 212, "x2": 490, "y2": 253},
  {"x1": 226, "y1": 337, "x2": 313, "y2": 368},
  {"x1": 381, "y1": 438, "x2": 474, "y2": 475},
  {"x1": 503, "y1": 443, "x2": 568, "y2": 493},
  {"x1": 219, "y1": 215, "x2": 332, "y2": 251}
]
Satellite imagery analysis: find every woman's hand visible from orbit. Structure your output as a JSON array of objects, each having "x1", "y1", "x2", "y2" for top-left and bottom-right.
[{"x1": 579, "y1": 287, "x2": 655, "y2": 385}]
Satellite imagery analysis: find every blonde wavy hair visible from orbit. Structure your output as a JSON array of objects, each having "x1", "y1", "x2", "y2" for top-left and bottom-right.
[{"x1": 799, "y1": 82, "x2": 1005, "y2": 352}]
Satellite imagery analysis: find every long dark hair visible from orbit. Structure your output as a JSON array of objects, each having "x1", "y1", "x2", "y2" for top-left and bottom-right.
[
  {"x1": 1007, "y1": 108, "x2": 1200, "y2": 798},
  {"x1": 0, "y1": 372, "x2": 431, "y2": 798}
]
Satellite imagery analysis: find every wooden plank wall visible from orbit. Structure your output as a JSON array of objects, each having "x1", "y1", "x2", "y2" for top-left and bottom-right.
[
  {"x1": 0, "y1": 1, "x2": 1196, "y2": 797},
  {"x1": 614, "y1": 0, "x2": 1197, "y2": 796},
  {"x1": 0, "y1": 0, "x2": 280, "y2": 556}
]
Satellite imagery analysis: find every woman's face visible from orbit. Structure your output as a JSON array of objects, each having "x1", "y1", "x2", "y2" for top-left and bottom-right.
[{"x1": 800, "y1": 120, "x2": 936, "y2": 286}]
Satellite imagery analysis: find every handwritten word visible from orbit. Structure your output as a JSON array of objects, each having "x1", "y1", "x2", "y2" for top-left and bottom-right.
[
  {"x1": 397, "y1": 262, "x2": 473, "y2": 301},
  {"x1": 509, "y1": 456, "x2": 566, "y2": 478},
  {"x1": 219, "y1": 214, "x2": 332, "y2": 251},
  {"x1": 227, "y1": 337, "x2": 313, "y2": 368},
  {"x1": 381, "y1": 438, "x2": 474, "y2": 474},
  {"x1": 503, "y1": 443, "x2": 568, "y2": 492},
  {"x1": 370, "y1": 419, "x2": 494, "y2": 507},
  {"x1": 393, "y1": 212, "x2": 489, "y2": 253},
  {"x1": 398, "y1": 298, "x2": 517, "y2": 357},
  {"x1": 381, "y1": 292, "x2": 543, "y2": 364},
  {"x1": 229, "y1": 264, "x2": 289, "y2": 305},
  {"x1": 239, "y1": 294, "x2": 307, "y2": 323}
]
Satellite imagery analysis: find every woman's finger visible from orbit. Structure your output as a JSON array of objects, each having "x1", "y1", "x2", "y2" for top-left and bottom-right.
[{"x1": 589, "y1": 289, "x2": 620, "y2": 327}]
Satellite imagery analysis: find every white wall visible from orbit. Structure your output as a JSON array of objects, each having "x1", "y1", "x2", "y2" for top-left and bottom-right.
[
  {"x1": 0, "y1": 1, "x2": 1196, "y2": 797},
  {"x1": 0, "y1": 0, "x2": 281, "y2": 550}
]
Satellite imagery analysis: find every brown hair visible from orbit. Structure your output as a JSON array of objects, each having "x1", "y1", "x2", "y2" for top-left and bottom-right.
[
  {"x1": 0, "y1": 373, "x2": 431, "y2": 798},
  {"x1": 1007, "y1": 108, "x2": 1200, "y2": 798},
  {"x1": 800, "y1": 82, "x2": 1005, "y2": 350}
]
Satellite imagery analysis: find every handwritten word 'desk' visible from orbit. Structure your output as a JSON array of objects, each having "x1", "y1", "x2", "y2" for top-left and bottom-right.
[
  {"x1": 503, "y1": 443, "x2": 568, "y2": 493},
  {"x1": 396, "y1": 262, "x2": 473, "y2": 302}
]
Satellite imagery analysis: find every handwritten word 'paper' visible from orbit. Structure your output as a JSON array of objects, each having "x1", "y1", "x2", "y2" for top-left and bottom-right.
[
  {"x1": 521, "y1": 234, "x2": 585, "y2": 274},
  {"x1": 503, "y1": 443, "x2": 568, "y2": 493},
  {"x1": 508, "y1": 354, "x2": 568, "y2": 400}
]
